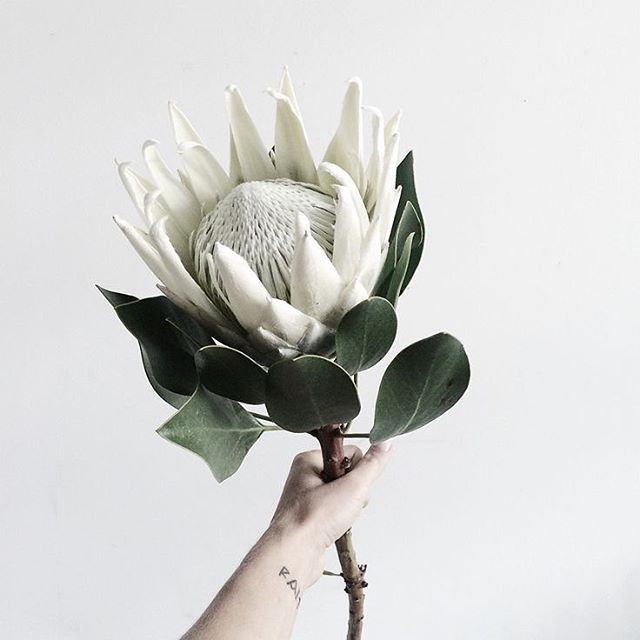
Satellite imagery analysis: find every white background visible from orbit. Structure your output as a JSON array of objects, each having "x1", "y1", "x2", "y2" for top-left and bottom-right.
[{"x1": 2, "y1": 1, "x2": 640, "y2": 638}]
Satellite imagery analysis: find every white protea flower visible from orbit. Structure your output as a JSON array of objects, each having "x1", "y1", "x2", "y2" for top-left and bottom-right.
[{"x1": 114, "y1": 70, "x2": 401, "y2": 365}]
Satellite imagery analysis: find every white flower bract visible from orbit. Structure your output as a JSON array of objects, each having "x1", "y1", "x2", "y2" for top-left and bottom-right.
[{"x1": 115, "y1": 70, "x2": 401, "y2": 364}]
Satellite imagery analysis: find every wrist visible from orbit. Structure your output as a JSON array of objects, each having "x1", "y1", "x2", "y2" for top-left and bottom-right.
[{"x1": 262, "y1": 517, "x2": 325, "y2": 591}]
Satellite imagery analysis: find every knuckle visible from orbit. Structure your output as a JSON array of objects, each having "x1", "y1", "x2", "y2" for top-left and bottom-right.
[{"x1": 293, "y1": 451, "x2": 311, "y2": 465}]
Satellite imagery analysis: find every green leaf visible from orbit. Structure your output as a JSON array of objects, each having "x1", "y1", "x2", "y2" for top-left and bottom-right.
[
  {"x1": 370, "y1": 333, "x2": 470, "y2": 443},
  {"x1": 335, "y1": 297, "x2": 398, "y2": 374},
  {"x1": 375, "y1": 152, "x2": 426, "y2": 297},
  {"x1": 115, "y1": 298, "x2": 202, "y2": 397},
  {"x1": 158, "y1": 385, "x2": 264, "y2": 482},
  {"x1": 97, "y1": 285, "x2": 138, "y2": 307},
  {"x1": 393, "y1": 152, "x2": 424, "y2": 238},
  {"x1": 375, "y1": 202, "x2": 424, "y2": 289},
  {"x1": 265, "y1": 356, "x2": 360, "y2": 432},
  {"x1": 195, "y1": 345, "x2": 267, "y2": 405},
  {"x1": 395, "y1": 153, "x2": 426, "y2": 292},
  {"x1": 382, "y1": 232, "x2": 414, "y2": 307},
  {"x1": 98, "y1": 286, "x2": 213, "y2": 407}
]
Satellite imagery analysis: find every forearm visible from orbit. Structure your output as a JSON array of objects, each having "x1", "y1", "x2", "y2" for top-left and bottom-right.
[{"x1": 182, "y1": 522, "x2": 324, "y2": 640}]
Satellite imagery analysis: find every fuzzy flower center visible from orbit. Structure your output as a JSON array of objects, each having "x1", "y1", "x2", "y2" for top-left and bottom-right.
[{"x1": 192, "y1": 179, "x2": 335, "y2": 301}]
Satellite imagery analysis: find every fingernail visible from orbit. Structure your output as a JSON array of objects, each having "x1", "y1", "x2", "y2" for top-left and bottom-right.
[{"x1": 377, "y1": 440, "x2": 392, "y2": 452}]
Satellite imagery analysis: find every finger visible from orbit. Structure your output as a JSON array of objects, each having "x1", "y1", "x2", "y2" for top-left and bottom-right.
[
  {"x1": 295, "y1": 445, "x2": 363, "y2": 475},
  {"x1": 343, "y1": 445, "x2": 364, "y2": 469},
  {"x1": 291, "y1": 449, "x2": 324, "y2": 472},
  {"x1": 341, "y1": 441, "x2": 392, "y2": 490}
]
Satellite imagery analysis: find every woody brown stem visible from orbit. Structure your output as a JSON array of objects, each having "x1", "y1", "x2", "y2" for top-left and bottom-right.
[{"x1": 315, "y1": 425, "x2": 367, "y2": 640}]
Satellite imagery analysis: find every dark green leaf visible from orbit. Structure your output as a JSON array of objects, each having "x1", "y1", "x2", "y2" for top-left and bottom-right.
[
  {"x1": 395, "y1": 153, "x2": 426, "y2": 292},
  {"x1": 195, "y1": 345, "x2": 267, "y2": 405},
  {"x1": 157, "y1": 385, "x2": 264, "y2": 482},
  {"x1": 375, "y1": 202, "x2": 424, "y2": 290},
  {"x1": 140, "y1": 350, "x2": 189, "y2": 409},
  {"x1": 383, "y1": 233, "x2": 414, "y2": 307},
  {"x1": 97, "y1": 285, "x2": 138, "y2": 308},
  {"x1": 115, "y1": 297, "x2": 202, "y2": 397},
  {"x1": 370, "y1": 333, "x2": 470, "y2": 442},
  {"x1": 335, "y1": 297, "x2": 398, "y2": 374},
  {"x1": 393, "y1": 151, "x2": 424, "y2": 241},
  {"x1": 375, "y1": 152, "x2": 426, "y2": 298},
  {"x1": 265, "y1": 356, "x2": 360, "y2": 432},
  {"x1": 99, "y1": 287, "x2": 213, "y2": 406}
]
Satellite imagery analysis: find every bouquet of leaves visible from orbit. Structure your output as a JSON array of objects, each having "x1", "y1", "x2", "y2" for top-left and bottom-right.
[{"x1": 100, "y1": 70, "x2": 470, "y2": 640}]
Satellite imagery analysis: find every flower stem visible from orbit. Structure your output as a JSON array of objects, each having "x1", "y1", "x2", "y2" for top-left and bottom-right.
[{"x1": 315, "y1": 424, "x2": 367, "y2": 640}]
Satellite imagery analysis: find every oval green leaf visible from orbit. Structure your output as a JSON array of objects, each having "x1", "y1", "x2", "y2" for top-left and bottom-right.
[
  {"x1": 265, "y1": 355, "x2": 360, "y2": 432},
  {"x1": 195, "y1": 345, "x2": 267, "y2": 405},
  {"x1": 158, "y1": 385, "x2": 264, "y2": 482},
  {"x1": 335, "y1": 297, "x2": 398, "y2": 374},
  {"x1": 370, "y1": 333, "x2": 470, "y2": 442}
]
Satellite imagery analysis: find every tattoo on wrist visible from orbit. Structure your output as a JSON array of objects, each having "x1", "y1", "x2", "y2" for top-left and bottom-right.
[{"x1": 278, "y1": 566, "x2": 301, "y2": 608}]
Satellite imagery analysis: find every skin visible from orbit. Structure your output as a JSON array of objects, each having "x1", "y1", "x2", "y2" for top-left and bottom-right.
[{"x1": 182, "y1": 442, "x2": 392, "y2": 640}]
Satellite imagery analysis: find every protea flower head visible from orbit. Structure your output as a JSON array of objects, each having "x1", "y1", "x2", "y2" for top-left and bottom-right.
[{"x1": 114, "y1": 69, "x2": 401, "y2": 364}]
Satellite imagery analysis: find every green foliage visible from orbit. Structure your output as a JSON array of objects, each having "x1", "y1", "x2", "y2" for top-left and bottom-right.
[
  {"x1": 98, "y1": 286, "x2": 212, "y2": 407},
  {"x1": 382, "y1": 232, "x2": 414, "y2": 307},
  {"x1": 157, "y1": 385, "x2": 264, "y2": 482},
  {"x1": 195, "y1": 345, "x2": 267, "y2": 405},
  {"x1": 99, "y1": 286, "x2": 269, "y2": 481},
  {"x1": 335, "y1": 297, "x2": 397, "y2": 374},
  {"x1": 375, "y1": 152, "x2": 426, "y2": 299},
  {"x1": 370, "y1": 333, "x2": 470, "y2": 442},
  {"x1": 265, "y1": 356, "x2": 360, "y2": 432}
]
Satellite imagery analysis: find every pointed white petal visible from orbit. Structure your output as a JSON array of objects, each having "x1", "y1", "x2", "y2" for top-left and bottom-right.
[
  {"x1": 204, "y1": 252, "x2": 230, "y2": 308},
  {"x1": 384, "y1": 110, "x2": 402, "y2": 146},
  {"x1": 168, "y1": 102, "x2": 203, "y2": 145},
  {"x1": 372, "y1": 133, "x2": 400, "y2": 240},
  {"x1": 179, "y1": 142, "x2": 231, "y2": 213},
  {"x1": 150, "y1": 218, "x2": 232, "y2": 326},
  {"x1": 317, "y1": 161, "x2": 366, "y2": 218},
  {"x1": 225, "y1": 85, "x2": 275, "y2": 182},
  {"x1": 323, "y1": 78, "x2": 364, "y2": 192},
  {"x1": 378, "y1": 186, "x2": 402, "y2": 247},
  {"x1": 290, "y1": 215, "x2": 342, "y2": 321},
  {"x1": 228, "y1": 128, "x2": 242, "y2": 185},
  {"x1": 113, "y1": 215, "x2": 179, "y2": 290},
  {"x1": 354, "y1": 217, "x2": 384, "y2": 291},
  {"x1": 142, "y1": 140, "x2": 202, "y2": 232},
  {"x1": 261, "y1": 299, "x2": 331, "y2": 351},
  {"x1": 279, "y1": 66, "x2": 302, "y2": 117},
  {"x1": 143, "y1": 192, "x2": 191, "y2": 264},
  {"x1": 364, "y1": 106, "x2": 385, "y2": 209},
  {"x1": 213, "y1": 243, "x2": 271, "y2": 331},
  {"x1": 142, "y1": 190, "x2": 169, "y2": 225},
  {"x1": 159, "y1": 284, "x2": 244, "y2": 347},
  {"x1": 177, "y1": 168, "x2": 192, "y2": 190},
  {"x1": 338, "y1": 278, "x2": 368, "y2": 314},
  {"x1": 267, "y1": 88, "x2": 317, "y2": 184},
  {"x1": 332, "y1": 186, "x2": 366, "y2": 281},
  {"x1": 118, "y1": 162, "x2": 154, "y2": 217}
]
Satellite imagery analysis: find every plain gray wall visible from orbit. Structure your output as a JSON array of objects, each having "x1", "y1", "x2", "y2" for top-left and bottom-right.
[{"x1": 2, "y1": 0, "x2": 640, "y2": 638}]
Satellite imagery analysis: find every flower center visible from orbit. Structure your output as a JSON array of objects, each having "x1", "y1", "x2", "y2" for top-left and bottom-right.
[{"x1": 192, "y1": 179, "x2": 335, "y2": 301}]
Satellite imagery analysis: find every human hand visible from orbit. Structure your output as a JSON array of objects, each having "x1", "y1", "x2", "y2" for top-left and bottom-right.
[{"x1": 267, "y1": 443, "x2": 392, "y2": 587}]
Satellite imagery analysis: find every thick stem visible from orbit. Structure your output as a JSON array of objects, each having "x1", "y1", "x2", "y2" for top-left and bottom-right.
[{"x1": 315, "y1": 425, "x2": 368, "y2": 640}]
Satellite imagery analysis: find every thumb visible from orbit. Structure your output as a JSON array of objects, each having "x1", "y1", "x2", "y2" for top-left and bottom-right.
[{"x1": 343, "y1": 440, "x2": 392, "y2": 489}]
